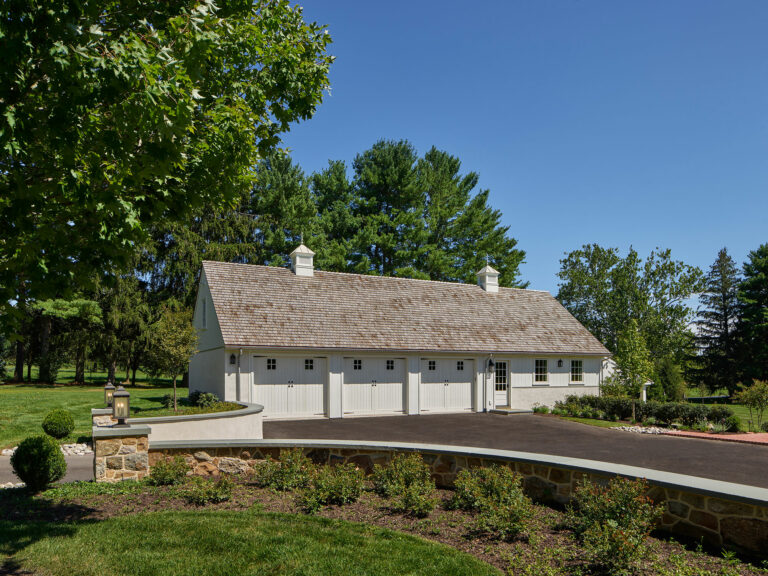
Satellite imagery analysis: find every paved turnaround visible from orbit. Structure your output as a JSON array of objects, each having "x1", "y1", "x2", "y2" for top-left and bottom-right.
[
  {"x1": 264, "y1": 413, "x2": 768, "y2": 489},
  {"x1": 0, "y1": 455, "x2": 93, "y2": 484}
]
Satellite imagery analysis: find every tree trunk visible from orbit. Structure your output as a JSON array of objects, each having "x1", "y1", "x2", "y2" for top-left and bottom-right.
[
  {"x1": 14, "y1": 341, "x2": 24, "y2": 382},
  {"x1": 107, "y1": 358, "x2": 116, "y2": 384},
  {"x1": 26, "y1": 359, "x2": 31, "y2": 382},
  {"x1": 131, "y1": 364, "x2": 138, "y2": 387},
  {"x1": 38, "y1": 316, "x2": 53, "y2": 382},
  {"x1": 75, "y1": 348, "x2": 85, "y2": 384},
  {"x1": 125, "y1": 365, "x2": 130, "y2": 383},
  {"x1": 173, "y1": 375, "x2": 178, "y2": 412}
]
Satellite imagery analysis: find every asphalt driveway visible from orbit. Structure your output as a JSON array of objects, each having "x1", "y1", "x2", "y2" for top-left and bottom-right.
[
  {"x1": 265, "y1": 413, "x2": 768, "y2": 489},
  {"x1": 0, "y1": 455, "x2": 93, "y2": 484}
]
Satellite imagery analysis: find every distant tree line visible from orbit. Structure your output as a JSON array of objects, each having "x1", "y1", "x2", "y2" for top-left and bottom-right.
[
  {"x1": 1, "y1": 140, "x2": 526, "y2": 384},
  {"x1": 556, "y1": 243, "x2": 768, "y2": 399}
]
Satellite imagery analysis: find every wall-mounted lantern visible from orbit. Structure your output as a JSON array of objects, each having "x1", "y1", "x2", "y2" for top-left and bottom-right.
[
  {"x1": 112, "y1": 386, "x2": 130, "y2": 427},
  {"x1": 104, "y1": 382, "x2": 116, "y2": 407},
  {"x1": 557, "y1": 359, "x2": 563, "y2": 368},
  {"x1": 229, "y1": 354, "x2": 237, "y2": 366},
  {"x1": 487, "y1": 358, "x2": 495, "y2": 372}
]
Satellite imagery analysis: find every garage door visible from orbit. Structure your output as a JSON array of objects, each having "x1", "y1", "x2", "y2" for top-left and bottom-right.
[
  {"x1": 252, "y1": 356, "x2": 326, "y2": 418},
  {"x1": 420, "y1": 358, "x2": 473, "y2": 412},
  {"x1": 343, "y1": 357, "x2": 405, "y2": 415}
]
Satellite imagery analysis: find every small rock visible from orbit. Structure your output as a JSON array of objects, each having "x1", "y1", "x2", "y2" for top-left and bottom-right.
[{"x1": 613, "y1": 425, "x2": 667, "y2": 435}]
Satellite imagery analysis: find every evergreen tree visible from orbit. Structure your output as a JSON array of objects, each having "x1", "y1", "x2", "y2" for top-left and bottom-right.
[
  {"x1": 692, "y1": 248, "x2": 741, "y2": 394},
  {"x1": 737, "y1": 244, "x2": 768, "y2": 383}
]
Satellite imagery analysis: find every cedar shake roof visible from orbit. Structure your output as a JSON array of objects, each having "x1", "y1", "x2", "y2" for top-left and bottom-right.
[{"x1": 202, "y1": 261, "x2": 610, "y2": 356}]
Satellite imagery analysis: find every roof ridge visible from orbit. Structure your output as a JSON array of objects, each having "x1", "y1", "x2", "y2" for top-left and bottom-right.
[{"x1": 201, "y1": 260, "x2": 549, "y2": 294}]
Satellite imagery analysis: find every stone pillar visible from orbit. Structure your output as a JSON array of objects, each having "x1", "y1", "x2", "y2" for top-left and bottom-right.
[
  {"x1": 91, "y1": 407, "x2": 116, "y2": 427},
  {"x1": 93, "y1": 425, "x2": 151, "y2": 482}
]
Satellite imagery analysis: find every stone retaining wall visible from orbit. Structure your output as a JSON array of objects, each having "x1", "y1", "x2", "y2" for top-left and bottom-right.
[
  {"x1": 147, "y1": 443, "x2": 768, "y2": 555},
  {"x1": 93, "y1": 426, "x2": 150, "y2": 482}
]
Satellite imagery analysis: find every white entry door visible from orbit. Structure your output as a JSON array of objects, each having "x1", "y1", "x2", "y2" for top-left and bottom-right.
[
  {"x1": 343, "y1": 358, "x2": 405, "y2": 415},
  {"x1": 420, "y1": 359, "x2": 473, "y2": 412},
  {"x1": 494, "y1": 360, "x2": 508, "y2": 407},
  {"x1": 252, "y1": 356, "x2": 326, "y2": 418}
]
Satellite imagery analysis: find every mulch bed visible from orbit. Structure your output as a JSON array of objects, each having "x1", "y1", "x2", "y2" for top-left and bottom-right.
[{"x1": 1, "y1": 478, "x2": 764, "y2": 575}]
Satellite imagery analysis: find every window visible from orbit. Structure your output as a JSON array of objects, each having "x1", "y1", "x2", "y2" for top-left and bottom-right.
[
  {"x1": 386, "y1": 359, "x2": 394, "y2": 370},
  {"x1": 353, "y1": 359, "x2": 362, "y2": 370},
  {"x1": 305, "y1": 359, "x2": 314, "y2": 370},
  {"x1": 534, "y1": 359, "x2": 548, "y2": 383},
  {"x1": 267, "y1": 358, "x2": 276, "y2": 370},
  {"x1": 201, "y1": 298, "x2": 207, "y2": 328},
  {"x1": 495, "y1": 361, "x2": 508, "y2": 391},
  {"x1": 457, "y1": 360, "x2": 464, "y2": 371},
  {"x1": 428, "y1": 360, "x2": 436, "y2": 371},
  {"x1": 570, "y1": 360, "x2": 583, "y2": 383}
]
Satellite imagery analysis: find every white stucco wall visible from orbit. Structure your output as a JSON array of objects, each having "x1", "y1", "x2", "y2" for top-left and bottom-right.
[
  {"x1": 189, "y1": 348, "x2": 226, "y2": 399},
  {"x1": 510, "y1": 385, "x2": 599, "y2": 410},
  {"x1": 132, "y1": 404, "x2": 263, "y2": 442}
]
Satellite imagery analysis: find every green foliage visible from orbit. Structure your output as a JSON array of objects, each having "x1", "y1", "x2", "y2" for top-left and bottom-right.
[
  {"x1": 557, "y1": 245, "x2": 703, "y2": 360},
  {"x1": 188, "y1": 391, "x2": 220, "y2": 408},
  {"x1": 252, "y1": 448, "x2": 314, "y2": 492},
  {"x1": 0, "y1": 0, "x2": 333, "y2": 328},
  {"x1": 41, "y1": 409, "x2": 75, "y2": 439},
  {"x1": 299, "y1": 464, "x2": 365, "y2": 513},
  {"x1": 567, "y1": 476, "x2": 663, "y2": 575},
  {"x1": 373, "y1": 453, "x2": 437, "y2": 517},
  {"x1": 450, "y1": 465, "x2": 533, "y2": 540},
  {"x1": 613, "y1": 319, "x2": 655, "y2": 398},
  {"x1": 734, "y1": 380, "x2": 768, "y2": 431},
  {"x1": 10, "y1": 435, "x2": 67, "y2": 491},
  {"x1": 182, "y1": 476, "x2": 233, "y2": 505},
  {"x1": 43, "y1": 480, "x2": 147, "y2": 500},
  {"x1": 737, "y1": 244, "x2": 768, "y2": 383},
  {"x1": 654, "y1": 357, "x2": 686, "y2": 401},
  {"x1": 531, "y1": 404, "x2": 550, "y2": 414},
  {"x1": 148, "y1": 456, "x2": 189, "y2": 486}
]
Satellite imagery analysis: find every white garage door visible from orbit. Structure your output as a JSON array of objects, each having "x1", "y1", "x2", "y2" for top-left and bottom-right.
[
  {"x1": 343, "y1": 357, "x2": 405, "y2": 415},
  {"x1": 252, "y1": 356, "x2": 326, "y2": 418},
  {"x1": 420, "y1": 358, "x2": 473, "y2": 412}
]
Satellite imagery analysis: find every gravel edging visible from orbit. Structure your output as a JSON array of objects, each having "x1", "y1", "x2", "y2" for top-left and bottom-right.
[{"x1": 1, "y1": 442, "x2": 93, "y2": 457}]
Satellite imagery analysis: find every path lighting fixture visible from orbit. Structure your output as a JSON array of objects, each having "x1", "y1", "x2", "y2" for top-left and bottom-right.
[
  {"x1": 104, "y1": 382, "x2": 116, "y2": 407},
  {"x1": 112, "y1": 386, "x2": 130, "y2": 428},
  {"x1": 557, "y1": 359, "x2": 563, "y2": 368}
]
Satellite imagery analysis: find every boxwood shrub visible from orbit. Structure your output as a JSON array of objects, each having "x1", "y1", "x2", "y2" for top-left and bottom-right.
[
  {"x1": 41, "y1": 409, "x2": 75, "y2": 439},
  {"x1": 11, "y1": 435, "x2": 67, "y2": 491}
]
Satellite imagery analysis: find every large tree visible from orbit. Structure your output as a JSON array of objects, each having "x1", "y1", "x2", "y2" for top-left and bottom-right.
[
  {"x1": 556, "y1": 245, "x2": 703, "y2": 360},
  {"x1": 692, "y1": 248, "x2": 741, "y2": 394},
  {"x1": 737, "y1": 244, "x2": 768, "y2": 383},
  {"x1": 0, "y1": 0, "x2": 333, "y2": 331}
]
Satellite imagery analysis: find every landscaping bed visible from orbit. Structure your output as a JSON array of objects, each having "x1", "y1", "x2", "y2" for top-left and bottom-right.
[{"x1": 0, "y1": 470, "x2": 764, "y2": 575}]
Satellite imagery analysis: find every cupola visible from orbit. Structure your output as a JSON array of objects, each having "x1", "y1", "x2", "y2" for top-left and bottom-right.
[
  {"x1": 476, "y1": 263, "x2": 499, "y2": 293},
  {"x1": 290, "y1": 243, "x2": 315, "y2": 277}
]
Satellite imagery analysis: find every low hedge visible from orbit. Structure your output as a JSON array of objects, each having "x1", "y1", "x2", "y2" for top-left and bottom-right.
[
  {"x1": 41, "y1": 409, "x2": 75, "y2": 439},
  {"x1": 553, "y1": 395, "x2": 737, "y2": 429}
]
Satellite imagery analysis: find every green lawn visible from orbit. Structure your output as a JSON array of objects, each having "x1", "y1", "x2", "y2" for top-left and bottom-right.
[
  {"x1": 560, "y1": 416, "x2": 622, "y2": 429},
  {"x1": 0, "y1": 510, "x2": 499, "y2": 576},
  {"x1": 701, "y1": 403, "x2": 757, "y2": 431},
  {"x1": 6, "y1": 364, "x2": 172, "y2": 387},
  {"x1": 0, "y1": 383, "x2": 181, "y2": 449}
]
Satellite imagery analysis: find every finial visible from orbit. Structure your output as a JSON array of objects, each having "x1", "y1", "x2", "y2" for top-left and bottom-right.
[{"x1": 300, "y1": 232, "x2": 304, "y2": 245}]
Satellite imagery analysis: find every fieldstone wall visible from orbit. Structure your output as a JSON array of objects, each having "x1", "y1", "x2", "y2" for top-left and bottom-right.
[
  {"x1": 94, "y1": 433, "x2": 149, "y2": 482},
  {"x1": 148, "y1": 444, "x2": 768, "y2": 555}
]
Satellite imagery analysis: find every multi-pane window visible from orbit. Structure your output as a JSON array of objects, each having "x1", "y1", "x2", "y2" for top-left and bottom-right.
[
  {"x1": 267, "y1": 358, "x2": 276, "y2": 370},
  {"x1": 570, "y1": 360, "x2": 583, "y2": 383},
  {"x1": 386, "y1": 360, "x2": 394, "y2": 370},
  {"x1": 495, "y1": 361, "x2": 508, "y2": 391},
  {"x1": 353, "y1": 359, "x2": 362, "y2": 370},
  {"x1": 305, "y1": 359, "x2": 314, "y2": 370},
  {"x1": 428, "y1": 360, "x2": 436, "y2": 371},
  {"x1": 457, "y1": 360, "x2": 464, "y2": 371},
  {"x1": 534, "y1": 359, "x2": 548, "y2": 383}
]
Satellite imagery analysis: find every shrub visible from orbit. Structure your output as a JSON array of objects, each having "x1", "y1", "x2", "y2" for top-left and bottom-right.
[
  {"x1": 724, "y1": 414, "x2": 742, "y2": 432},
  {"x1": 11, "y1": 435, "x2": 67, "y2": 491},
  {"x1": 531, "y1": 404, "x2": 550, "y2": 414},
  {"x1": 41, "y1": 409, "x2": 75, "y2": 439},
  {"x1": 299, "y1": 464, "x2": 365, "y2": 513},
  {"x1": 373, "y1": 453, "x2": 437, "y2": 517},
  {"x1": 188, "y1": 390, "x2": 220, "y2": 408},
  {"x1": 735, "y1": 381, "x2": 768, "y2": 432},
  {"x1": 147, "y1": 456, "x2": 189, "y2": 486},
  {"x1": 451, "y1": 465, "x2": 533, "y2": 540},
  {"x1": 182, "y1": 476, "x2": 233, "y2": 505},
  {"x1": 252, "y1": 448, "x2": 313, "y2": 491},
  {"x1": 567, "y1": 476, "x2": 663, "y2": 575},
  {"x1": 161, "y1": 393, "x2": 175, "y2": 409}
]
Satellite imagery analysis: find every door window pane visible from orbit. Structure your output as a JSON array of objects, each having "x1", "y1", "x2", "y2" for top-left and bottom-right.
[
  {"x1": 495, "y1": 361, "x2": 508, "y2": 391},
  {"x1": 535, "y1": 359, "x2": 548, "y2": 383}
]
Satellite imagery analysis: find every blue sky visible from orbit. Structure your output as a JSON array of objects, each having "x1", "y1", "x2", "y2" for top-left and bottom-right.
[{"x1": 282, "y1": 1, "x2": 768, "y2": 294}]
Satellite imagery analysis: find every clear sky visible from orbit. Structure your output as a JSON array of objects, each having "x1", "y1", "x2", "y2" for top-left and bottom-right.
[{"x1": 282, "y1": 1, "x2": 768, "y2": 294}]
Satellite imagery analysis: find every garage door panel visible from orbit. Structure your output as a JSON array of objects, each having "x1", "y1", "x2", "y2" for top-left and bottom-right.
[
  {"x1": 420, "y1": 359, "x2": 473, "y2": 413},
  {"x1": 253, "y1": 356, "x2": 325, "y2": 418},
  {"x1": 343, "y1": 357, "x2": 404, "y2": 415}
]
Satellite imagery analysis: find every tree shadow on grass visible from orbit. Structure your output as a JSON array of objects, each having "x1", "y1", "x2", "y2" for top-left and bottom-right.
[{"x1": 0, "y1": 488, "x2": 100, "y2": 575}]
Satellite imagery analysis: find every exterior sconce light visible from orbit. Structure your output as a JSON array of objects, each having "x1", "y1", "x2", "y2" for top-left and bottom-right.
[
  {"x1": 229, "y1": 354, "x2": 237, "y2": 365},
  {"x1": 112, "y1": 386, "x2": 130, "y2": 427},
  {"x1": 557, "y1": 359, "x2": 563, "y2": 368},
  {"x1": 104, "y1": 382, "x2": 116, "y2": 407},
  {"x1": 488, "y1": 358, "x2": 495, "y2": 372}
]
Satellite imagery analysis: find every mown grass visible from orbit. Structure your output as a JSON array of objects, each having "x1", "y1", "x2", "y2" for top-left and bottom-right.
[
  {"x1": 0, "y1": 510, "x2": 500, "y2": 576},
  {"x1": 559, "y1": 416, "x2": 622, "y2": 429}
]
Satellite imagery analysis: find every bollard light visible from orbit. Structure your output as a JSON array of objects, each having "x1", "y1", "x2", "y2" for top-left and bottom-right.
[
  {"x1": 112, "y1": 386, "x2": 130, "y2": 427},
  {"x1": 104, "y1": 382, "x2": 116, "y2": 407}
]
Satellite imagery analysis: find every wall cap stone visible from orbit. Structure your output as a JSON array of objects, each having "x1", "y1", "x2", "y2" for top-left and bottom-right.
[
  {"x1": 91, "y1": 408, "x2": 113, "y2": 416},
  {"x1": 149, "y1": 438, "x2": 768, "y2": 508},
  {"x1": 93, "y1": 425, "x2": 151, "y2": 439},
  {"x1": 129, "y1": 402, "x2": 262, "y2": 425}
]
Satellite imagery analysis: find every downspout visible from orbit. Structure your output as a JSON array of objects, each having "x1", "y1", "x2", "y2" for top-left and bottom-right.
[{"x1": 486, "y1": 354, "x2": 495, "y2": 411}]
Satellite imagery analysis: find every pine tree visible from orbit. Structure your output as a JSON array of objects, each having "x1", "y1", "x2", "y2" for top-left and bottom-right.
[
  {"x1": 737, "y1": 244, "x2": 768, "y2": 383},
  {"x1": 693, "y1": 248, "x2": 741, "y2": 394}
]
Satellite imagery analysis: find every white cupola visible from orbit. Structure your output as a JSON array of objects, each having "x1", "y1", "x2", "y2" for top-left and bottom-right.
[
  {"x1": 476, "y1": 262, "x2": 499, "y2": 293},
  {"x1": 290, "y1": 243, "x2": 315, "y2": 277}
]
